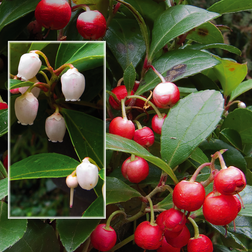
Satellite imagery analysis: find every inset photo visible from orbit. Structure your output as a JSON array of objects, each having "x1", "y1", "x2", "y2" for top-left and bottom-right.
[{"x1": 8, "y1": 41, "x2": 105, "y2": 218}]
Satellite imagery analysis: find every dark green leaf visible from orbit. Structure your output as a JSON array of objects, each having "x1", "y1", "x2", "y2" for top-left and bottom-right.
[
  {"x1": 9, "y1": 79, "x2": 34, "y2": 90},
  {"x1": 28, "y1": 43, "x2": 50, "y2": 52},
  {"x1": 62, "y1": 109, "x2": 104, "y2": 168},
  {"x1": 106, "y1": 177, "x2": 142, "y2": 205},
  {"x1": 57, "y1": 218, "x2": 100, "y2": 252},
  {"x1": 208, "y1": 0, "x2": 252, "y2": 14},
  {"x1": 10, "y1": 153, "x2": 80, "y2": 180},
  {"x1": 0, "y1": 109, "x2": 8, "y2": 136},
  {"x1": 82, "y1": 195, "x2": 104, "y2": 217},
  {"x1": 149, "y1": 5, "x2": 220, "y2": 61},
  {"x1": 106, "y1": 133, "x2": 178, "y2": 183},
  {"x1": 0, "y1": 161, "x2": 7, "y2": 179},
  {"x1": 136, "y1": 49, "x2": 220, "y2": 95},
  {"x1": 5, "y1": 220, "x2": 60, "y2": 252},
  {"x1": 219, "y1": 128, "x2": 243, "y2": 151},
  {"x1": 105, "y1": 18, "x2": 146, "y2": 70},
  {"x1": 230, "y1": 79, "x2": 252, "y2": 101},
  {"x1": 155, "y1": 194, "x2": 173, "y2": 210},
  {"x1": 98, "y1": 169, "x2": 105, "y2": 180},
  {"x1": 0, "y1": 178, "x2": 7, "y2": 200},
  {"x1": 237, "y1": 185, "x2": 252, "y2": 217},
  {"x1": 161, "y1": 90, "x2": 224, "y2": 169},
  {"x1": 123, "y1": 63, "x2": 136, "y2": 93},
  {"x1": 0, "y1": 202, "x2": 27, "y2": 252}
]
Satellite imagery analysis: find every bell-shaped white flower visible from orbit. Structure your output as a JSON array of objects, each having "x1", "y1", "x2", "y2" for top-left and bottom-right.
[
  {"x1": 45, "y1": 112, "x2": 66, "y2": 142},
  {"x1": 61, "y1": 68, "x2": 85, "y2": 101},
  {"x1": 14, "y1": 92, "x2": 39, "y2": 125},
  {"x1": 76, "y1": 158, "x2": 99, "y2": 190},
  {"x1": 17, "y1": 52, "x2": 42, "y2": 81}
]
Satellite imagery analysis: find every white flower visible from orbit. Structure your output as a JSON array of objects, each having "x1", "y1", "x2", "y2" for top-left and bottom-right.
[{"x1": 61, "y1": 68, "x2": 85, "y2": 101}]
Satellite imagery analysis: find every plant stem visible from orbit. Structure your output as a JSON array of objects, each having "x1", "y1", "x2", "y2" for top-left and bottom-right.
[
  {"x1": 134, "y1": 120, "x2": 143, "y2": 130},
  {"x1": 146, "y1": 196, "x2": 155, "y2": 225},
  {"x1": 54, "y1": 63, "x2": 75, "y2": 76},
  {"x1": 111, "y1": 234, "x2": 134, "y2": 252},
  {"x1": 188, "y1": 217, "x2": 200, "y2": 239},
  {"x1": 121, "y1": 98, "x2": 127, "y2": 119},
  {"x1": 105, "y1": 210, "x2": 127, "y2": 230},
  {"x1": 32, "y1": 50, "x2": 53, "y2": 74},
  {"x1": 190, "y1": 162, "x2": 211, "y2": 182},
  {"x1": 149, "y1": 65, "x2": 166, "y2": 83}
]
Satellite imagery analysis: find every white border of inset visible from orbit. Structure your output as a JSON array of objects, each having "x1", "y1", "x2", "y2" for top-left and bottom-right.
[{"x1": 8, "y1": 40, "x2": 106, "y2": 220}]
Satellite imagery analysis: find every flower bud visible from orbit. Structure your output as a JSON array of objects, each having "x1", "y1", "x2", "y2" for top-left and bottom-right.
[
  {"x1": 76, "y1": 158, "x2": 99, "y2": 190},
  {"x1": 66, "y1": 174, "x2": 78, "y2": 189},
  {"x1": 17, "y1": 52, "x2": 42, "y2": 81},
  {"x1": 14, "y1": 92, "x2": 39, "y2": 125},
  {"x1": 61, "y1": 68, "x2": 85, "y2": 101},
  {"x1": 45, "y1": 112, "x2": 66, "y2": 142}
]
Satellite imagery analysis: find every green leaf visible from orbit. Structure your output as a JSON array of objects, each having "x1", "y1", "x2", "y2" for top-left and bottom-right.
[
  {"x1": 9, "y1": 79, "x2": 34, "y2": 90},
  {"x1": 185, "y1": 43, "x2": 241, "y2": 56},
  {"x1": 0, "y1": 178, "x2": 8, "y2": 200},
  {"x1": 55, "y1": 42, "x2": 104, "y2": 72},
  {"x1": 149, "y1": 5, "x2": 220, "y2": 61},
  {"x1": 230, "y1": 79, "x2": 252, "y2": 101},
  {"x1": 123, "y1": 63, "x2": 136, "y2": 93},
  {"x1": 57, "y1": 218, "x2": 100, "y2": 252},
  {"x1": 136, "y1": 49, "x2": 220, "y2": 95},
  {"x1": 237, "y1": 185, "x2": 252, "y2": 217},
  {"x1": 0, "y1": 202, "x2": 27, "y2": 252},
  {"x1": 106, "y1": 133, "x2": 178, "y2": 183},
  {"x1": 221, "y1": 108, "x2": 252, "y2": 145},
  {"x1": 28, "y1": 42, "x2": 51, "y2": 52},
  {"x1": 62, "y1": 109, "x2": 104, "y2": 168},
  {"x1": 82, "y1": 195, "x2": 104, "y2": 217},
  {"x1": 0, "y1": 109, "x2": 8, "y2": 137},
  {"x1": 212, "y1": 56, "x2": 247, "y2": 97},
  {"x1": 161, "y1": 90, "x2": 224, "y2": 169},
  {"x1": 105, "y1": 17, "x2": 146, "y2": 70},
  {"x1": 186, "y1": 22, "x2": 224, "y2": 44},
  {"x1": 0, "y1": 161, "x2": 7, "y2": 179},
  {"x1": 0, "y1": 0, "x2": 40, "y2": 32},
  {"x1": 106, "y1": 177, "x2": 142, "y2": 205},
  {"x1": 189, "y1": 147, "x2": 210, "y2": 170},
  {"x1": 219, "y1": 128, "x2": 243, "y2": 151},
  {"x1": 99, "y1": 169, "x2": 105, "y2": 180},
  {"x1": 208, "y1": 0, "x2": 252, "y2": 14},
  {"x1": 5, "y1": 220, "x2": 60, "y2": 252},
  {"x1": 10, "y1": 153, "x2": 80, "y2": 180},
  {"x1": 155, "y1": 193, "x2": 173, "y2": 210}
]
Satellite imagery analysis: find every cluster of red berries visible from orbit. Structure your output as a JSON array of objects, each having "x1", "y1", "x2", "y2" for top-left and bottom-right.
[{"x1": 34, "y1": 0, "x2": 107, "y2": 40}]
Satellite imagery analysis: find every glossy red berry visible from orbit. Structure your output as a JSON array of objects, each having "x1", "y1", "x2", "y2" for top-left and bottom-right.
[
  {"x1": 35, "y1": 0, "x2": 71, "y2": 30},
  {"x1": 165, "y1": 225, "x2": 191, "y2": 248},
  {"x1": 109, "y1": 117, "x2": 135, "y2": 139},
  {"x1": 134, "y1": 221, "x2": 162, "y2": 250},
  {"x1": 151, "y1": 113, "x2": 167, "y2": 134},
  {"x1": 0, "y1": 102, "x2": 8, "y2": 109},
  {"x1": 76, "y1": 9, "x2": 107, "y2": 40},
  {"x1": 133, "y1": 126, "x2": 155, "y2": 147},
  {"x1": 234, "y1": 196, "x2": 242, "y2": 213},
  {"x1": 121, "y1": 156, "x2": 149, "y2": 183},
  {"x1": 90, "y1": 224, "x2": 117, "y2": 252},
  {"x1": 173, "y1": 180, "x2": 205, "y2": 212},
  {"x1": 187, "y1": 234, "x2": 213, "y2": 252},
  {"x1": 157, "y1": 236, "x2": 180, "y2": 252},
  {"x1": 214, "y1": 166, "x2": 246, "y2": 195},
  {"x1": 108, "y1": 85, "x2": 134, "y2": 110},
  {"x1": 153, "y1": 82, "x2": 180, "y2": 108},
  {"x1": 202, "y1": 191, "x2": 238, "y2": 226}
]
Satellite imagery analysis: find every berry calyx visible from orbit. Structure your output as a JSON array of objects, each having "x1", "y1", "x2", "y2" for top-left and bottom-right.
[
  {"x1": 133, "y1": 126, "x2": 155, "y2": 148},
  {"x1": 134, "y1": 221, "x2": 163, "y2": 250},
  {"x1": 76, "y1": 158, "x2": 99, "y2": 190},
  {"x1": 173, "y1": 180, "x2": 205, "y2": 212},
  {"x1": 90, "y1": 224, "x2": 117, "y2": 252},
  {"x1": 35, "y1": 0, "x2": 71, "y2": 30},
  {"x1": 187, "y1": 234, "x2": 213, "y2": 252},
  {"x1": 121, "y1": 155, "x2": 149, "y2": 183},
  {"x1": 202, "y1": 191, "x2": 238, "y2": 226},
  {"x1": 76, "y1": 9, "x2": 107, "y2": 40},
  {"x1": 151, "y1": 113, "x2": 167, "y2": 134},
  {"x1": 214, "y1": 166, "x2": 246, "y2": 195},
  {"x1": 109, "y1": 117, "x2": 135, "y2": 139},
  {"x1": 153, "y1": 82, "x2": 180, "y2": 109},
  {"x1": 108, "y1": 85, "x2": 134, "y2": 110},
  {"x1": 61, "y1": 68, "x2": 85, "y2": 101}
]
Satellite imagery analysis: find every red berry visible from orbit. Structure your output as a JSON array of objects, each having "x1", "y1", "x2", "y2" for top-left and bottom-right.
[
  {"x1": 151, "y1": 113, "x2": 167, "y2": 134},
  {"x1": 76, "y1": 9, "x2": 107, "y2": 40},
  {"x1": 35, "y1": 0, "x2": 71, "y2": 30},
  {"x1": 165, "y1": 225, "x2": 191, "y2": 248},
  {"x1": 108, "y1": 85, "x2": 134, "y2": 110},
  {"x1": 153, "y1": 82, "x2": 180, "y2": 109},
  {"x1": 214, "y1": 166, "x2": 246, "y2": 195},
  {"x1": 157, "y1": 236, "x2": 180, "y2": 252},
  {"x1": 134, "y1": 221, "x2": 162, "y2": 250},
  {"x1": 234, "y1": 196, "x2": 242, "y2": 213},
  {"x1": 121, "y1": 156, "x2": 149, "y2": 183},
  {"x1": 3, "y1": 155, "x2": 8, "y2": 171},
  {"x1": 187, "y1": 234, "x2": 213, "y2": 252},
  {"x1": 133, "y1": 126, "x2": 155, "y2": 147},
  {"x1": 109, "y1": 117, "x2": 135, "y2": 139},
  {"x1": 202, "y1": 191, "x2": 238, "y2": 226},
  {"x1": 173, "y1": 180, "x2": 205, "y2": 212},
  {"x1": 90, "y1": 224, "x2": 117, "y2": 252},
  {"x1": 162, "y1": 208, "x2": 186, "y2": 238},
  {"x1": 0, "y1": 102, "x2": 8, "y2": 109}
]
